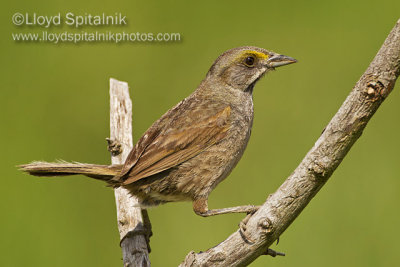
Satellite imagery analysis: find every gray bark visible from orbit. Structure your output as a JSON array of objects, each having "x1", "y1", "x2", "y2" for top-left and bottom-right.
[
  {"x1": 179, "y1": 19, "x2": 400, "y2": 267},
  {"x1": 110, "y1": 78, "x2": 150, "y2": 267}
]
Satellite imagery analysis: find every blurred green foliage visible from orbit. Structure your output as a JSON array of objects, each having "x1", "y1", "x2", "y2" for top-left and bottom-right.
[{"x1": 1, "y1": 0, "x2": 400, "y2": 266}]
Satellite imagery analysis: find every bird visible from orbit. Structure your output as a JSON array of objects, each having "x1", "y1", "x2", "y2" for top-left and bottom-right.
[{"x1": 20, "y1": 46, "x2": 296, "y2": 218}]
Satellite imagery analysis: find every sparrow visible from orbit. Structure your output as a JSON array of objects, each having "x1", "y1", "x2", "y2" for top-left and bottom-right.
[{"x1": 20, "y1": 46, "x2": 297, "y2": 217}]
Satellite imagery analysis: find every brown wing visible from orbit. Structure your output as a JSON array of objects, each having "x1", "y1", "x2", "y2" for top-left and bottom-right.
[{"x1": 116, "y1": 106, "x2": 231, "y2": 185}]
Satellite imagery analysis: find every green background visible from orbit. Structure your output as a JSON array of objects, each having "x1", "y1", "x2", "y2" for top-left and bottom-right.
[{"x1": 1, "y1": 1, "x2": 399, "y2": 266}]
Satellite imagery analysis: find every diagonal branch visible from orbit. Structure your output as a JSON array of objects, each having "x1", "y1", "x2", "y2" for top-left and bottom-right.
[
  {"x1": 109, "y1": 79, "x2": 151, "y2": 266},
  {"x1": 180, "y1": 19, "x2": 400, "y2": 267}
]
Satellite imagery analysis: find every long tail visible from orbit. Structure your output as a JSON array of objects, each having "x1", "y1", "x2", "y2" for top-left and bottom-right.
[{"x1": 19, "y1": 161, "x2": 123, "y2": 182}]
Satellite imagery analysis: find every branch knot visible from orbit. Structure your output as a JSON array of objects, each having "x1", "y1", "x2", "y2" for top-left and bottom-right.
[
  {"x1": 107, "y1": 137, "x2": 123, "y2": 156},
  {"x1": 307, "y1": 160, "x2": 326, "y2": 178},
  {"x1": 365, "y1": 80, "x2": 385, "y2": 100},
  {"x1": 258, "y1": 217, "x2": 273, "y2": 232}
]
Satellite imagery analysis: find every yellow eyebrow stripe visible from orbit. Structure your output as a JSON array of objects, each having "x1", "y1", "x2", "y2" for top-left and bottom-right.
[{"x1": 243, "y1": 50, "x2": 269, "y2": 59}]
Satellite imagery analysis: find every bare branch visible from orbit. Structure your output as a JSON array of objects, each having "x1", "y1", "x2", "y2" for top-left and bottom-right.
[
  {"x1": 180, "y1": 19, "x2": 400, "y2": 267},
  {"x1": 110, "y1": 78, "x2": 150, "y2": 266}
]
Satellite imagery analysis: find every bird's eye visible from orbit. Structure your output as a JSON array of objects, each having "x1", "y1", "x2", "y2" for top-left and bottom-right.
[{"x1": 244, "y1": 56, "x2": 255, "y2": 66}]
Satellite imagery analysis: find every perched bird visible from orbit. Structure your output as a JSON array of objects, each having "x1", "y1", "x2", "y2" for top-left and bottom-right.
[{"x1": 20, "y1": 46, "x2": 296, "y2": 217}]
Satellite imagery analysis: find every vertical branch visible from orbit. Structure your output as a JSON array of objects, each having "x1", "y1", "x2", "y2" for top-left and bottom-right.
[{"x1": 110, "y1": 78, "x2": 150, "y2": 266}]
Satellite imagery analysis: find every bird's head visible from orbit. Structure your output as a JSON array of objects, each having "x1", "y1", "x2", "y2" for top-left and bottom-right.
[{"x1": 206, "y1": 46, "x2": 297, "y2": 92}]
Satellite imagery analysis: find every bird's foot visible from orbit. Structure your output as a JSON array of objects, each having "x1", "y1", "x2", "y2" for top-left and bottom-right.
[{"x1": 238, "y1": 206, "x2": 260, "y2": 244}]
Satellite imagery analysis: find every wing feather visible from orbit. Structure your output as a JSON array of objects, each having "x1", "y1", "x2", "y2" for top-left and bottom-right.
[{"x1": 119, "y1": 106, "x2": 231, "y2": 185}]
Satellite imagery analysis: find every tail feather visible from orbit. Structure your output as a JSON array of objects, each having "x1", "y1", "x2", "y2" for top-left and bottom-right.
[{"x1": 19, "y1": 161, "x2": 123, "y2": 182}]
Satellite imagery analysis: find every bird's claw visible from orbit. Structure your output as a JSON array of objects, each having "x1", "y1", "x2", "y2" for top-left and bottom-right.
[{"x1": 239, "y1": 206, "x2": 260, "y2": 244}]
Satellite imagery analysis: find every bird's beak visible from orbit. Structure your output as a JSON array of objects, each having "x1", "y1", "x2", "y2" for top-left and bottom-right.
[{"x1": 265, "y1": 54, "x2": 297, "y2": 68}]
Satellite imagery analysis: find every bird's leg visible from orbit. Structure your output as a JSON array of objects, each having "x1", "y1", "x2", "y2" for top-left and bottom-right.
[
  {"x1": 193, "y1": 198, "x2": 261, "y2": 243},
  {"x1": 193, "y1": 198, "x2": 259, "y2": 217}
]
